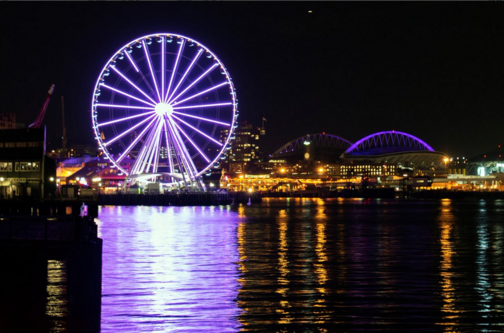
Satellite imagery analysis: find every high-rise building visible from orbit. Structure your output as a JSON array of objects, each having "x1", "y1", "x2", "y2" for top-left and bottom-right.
[{"x1": 219, "y1": 121, "x2": 266, "y2": 174}]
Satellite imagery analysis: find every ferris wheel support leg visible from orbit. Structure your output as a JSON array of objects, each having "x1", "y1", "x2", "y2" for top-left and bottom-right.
[{"x1": 121, "y1": 176, "x2": 130, "y2": 193}]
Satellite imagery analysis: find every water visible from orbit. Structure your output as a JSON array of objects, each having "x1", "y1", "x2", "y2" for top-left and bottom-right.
[{"x1": 95, "y1": 198, "x2": 504, "y2": 332}]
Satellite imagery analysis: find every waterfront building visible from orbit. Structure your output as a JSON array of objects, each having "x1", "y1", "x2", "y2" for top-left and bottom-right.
[{"x1": 0, "y1": 128, "x2": 56, "y2": 199}]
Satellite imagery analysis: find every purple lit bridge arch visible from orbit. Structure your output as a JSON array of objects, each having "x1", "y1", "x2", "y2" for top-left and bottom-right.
[
  {"x1": 91, "y1": 33, "x2": 238, "y2": 190},
  {"x1": 271, "y1": 133, "x2": 353, "y2": 161},
  {"x1": 341, "y1": 131, "x2": 447, "y2": 167}
]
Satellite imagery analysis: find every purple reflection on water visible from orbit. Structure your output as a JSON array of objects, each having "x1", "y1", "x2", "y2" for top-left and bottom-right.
[{"x1": 96, "y1": 205, "x2": 241, "y2": 332}]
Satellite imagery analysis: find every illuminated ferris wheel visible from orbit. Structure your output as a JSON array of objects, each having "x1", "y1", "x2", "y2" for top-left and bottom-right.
[{"x1": 91, "y1": 33, "x2": 238, "y2": 189}]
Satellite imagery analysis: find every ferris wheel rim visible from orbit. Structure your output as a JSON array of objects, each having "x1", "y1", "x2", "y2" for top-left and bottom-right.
[{"x1": 91, "y1": 32, "x2": 238, "y2": 179}]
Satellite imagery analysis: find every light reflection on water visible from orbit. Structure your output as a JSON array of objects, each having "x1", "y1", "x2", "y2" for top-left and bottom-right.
[
  {"x1": 96, "y1": 205, "x2": 241, "y2": 332},
  {"x1": 95, "y1": 199, "x2": 504, "y2": 332}
]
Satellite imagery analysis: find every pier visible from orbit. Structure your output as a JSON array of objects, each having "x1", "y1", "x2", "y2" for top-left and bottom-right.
[
  {"x1": 98, "y1": 191, "x2": 262, "y2": 206},
  {"x1": 0, "y1": 200, "x2": 102, "y2": 332}
]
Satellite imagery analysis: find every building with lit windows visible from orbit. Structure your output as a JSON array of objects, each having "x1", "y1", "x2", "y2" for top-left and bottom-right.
[
  {"x1": 219, "y1": 121, "x2": 266, "y2": 174},
  {"x1": 0, "y1": 112, "x2": 16, "y2": 129},
  {"x1": 340, "y1": 163, "x2": 397, "y2": 177},
  {"x1": 0, "y1": 128, "x2": 56, "y2": 199}
]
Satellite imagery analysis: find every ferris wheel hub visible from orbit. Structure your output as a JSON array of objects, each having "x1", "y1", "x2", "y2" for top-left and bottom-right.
[{"x1": 155, "y1": 102, "x2": 173, "y2": 116}]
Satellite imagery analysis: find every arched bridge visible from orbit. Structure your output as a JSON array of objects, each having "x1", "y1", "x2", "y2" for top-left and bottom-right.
[{"x1": 271, "y1": 133, "x2": 353, "y2": 162}]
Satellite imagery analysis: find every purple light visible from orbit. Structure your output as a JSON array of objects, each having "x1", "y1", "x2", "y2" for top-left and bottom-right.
[
  {"x1": 344, "y1": 130, "x2": 435, "y2": 154},
  {"x1": 161, "y1": 37, "x2": 165, "y2": 105},
  {"x1": 142, "y1": 40, "x2": 161, "y2": 102},
  {"x1": 98, "y1": 111, "x2": 156, "y2": 127},
  {"x1": 171, "y1": 120, "x2": 210, "y2": 163},
  {"x1": 171, "y1": 115, "x2": 223, "y2": 146},
  {"x1": 96, "y1": 103, "x2": 155, "y2": 110},
  {"x1": 165, "y1": 116, "x2": 199, "y2": 177},
  {"x1": 116, "y1": 116, "x2": 158, "y2": 165},
  {"x1": 164, "y1": 39, "x2": 185, "y2": 103},
  {"x1": 104, "y1": 114, "x2": 156, "y2": 147},
  {"x1": 171, "y1": 82, "x2": 228, "y2": 106},
  {"x1": 92, "y1": 33, "x2": 238, "y2": 181},
  {"x1": 124, "y1": 50, "x2": 139, "y2": 72},
  {"x1": 172, "y1": 102, "x2": 232, "y2": 111},
  {"x1": 101, "y1": 84, "x2": 156, "y2": 107},
  {"x1": 166, "y1": 48, "x2": 203, "y2": 103},
  {"x1": 110, "y1": 66, "x2": 157, "y2": 105},
  {"x1": 162, "y1": 121, "x2": 174, "y2": 176},
  {"x1": 168, "y1": 63, "x2": 218, "y2": 105},
  {"x1": 146, "y1": 121, "x2": 164, "y2": 173},
  {"x1": 134, "y1": 118, "x2": 162, "y2": 173},
  {"x1": 171, "y1": 111, "x2": 230, "y2": 126}
]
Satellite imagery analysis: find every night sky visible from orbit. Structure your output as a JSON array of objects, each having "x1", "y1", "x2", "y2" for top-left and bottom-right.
[{"x1": 1, "y1": 3, "x2": 503, "y2": 159}]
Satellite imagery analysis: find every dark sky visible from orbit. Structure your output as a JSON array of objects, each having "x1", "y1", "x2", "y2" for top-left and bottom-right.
[{"x1": 1, "y1": 3, "x2": 503, "y2": 159}]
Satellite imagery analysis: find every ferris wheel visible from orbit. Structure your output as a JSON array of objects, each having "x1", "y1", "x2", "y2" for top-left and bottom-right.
[{"x1": 91, "y1": 33, "x2": 238, "y2": 189}]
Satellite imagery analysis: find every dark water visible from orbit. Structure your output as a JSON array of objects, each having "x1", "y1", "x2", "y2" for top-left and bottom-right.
[{"x1": 94, "y1": 198, "x2": 504, "y2": 332}]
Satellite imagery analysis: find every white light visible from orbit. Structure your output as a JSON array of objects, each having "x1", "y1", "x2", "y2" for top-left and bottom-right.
[
  {"x1": 49, "y1": 177, "x2": 54, "y2": 182},
  {"x1": 209, "y1": 183, "x2": 215, "y2": 187},
  {"x1": 155, "y1": 103, "x2": 173, "y2": 116},
  {"x1": 92, "y1": 177, "x2": 102, "y2": 182}
]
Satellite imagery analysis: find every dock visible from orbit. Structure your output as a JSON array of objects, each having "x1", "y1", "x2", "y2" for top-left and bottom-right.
[{"x1": 0, "y1": 200, "x2": 102, "y2": 332}]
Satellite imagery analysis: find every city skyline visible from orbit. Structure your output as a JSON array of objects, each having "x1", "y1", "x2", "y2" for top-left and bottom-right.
[{"x1": 1, "y1": 3, "x2": 503, "y2": 159}]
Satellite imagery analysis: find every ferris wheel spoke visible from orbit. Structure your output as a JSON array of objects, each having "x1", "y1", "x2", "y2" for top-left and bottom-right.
[
  {"x1": 101, "y1": 84, "x2": 156, "y2": 107},
  {"x1": 96, "y1": 103, "x2": 155, "y2": 111},
  {"x1": 171, "y1": 119, "x2": 210, "y2": 163},
  {"x1": 167, "y1": 63, "x2": 219, "y2": 105},
  {"x1": 143, "y1": 120, "x2": 164, "y2": 173},
  {"x1": 132, "y1": 144, "x2": 149, "y2": 175},
  {"x1": 164, "y1": 39, "x2": 185, "y2": 103},
  {"x1": 124, "y1": 49, "x2": 140, "y2": 72},
  {"x1": 151, "y1": 124, "x2": 163, "y2": 174},
  {"x1": 103, "y1": 114, "x2": 156, "y2": 147},
  {"x1": 165, "y1": 116, "x2": 199, "y2": 178},
  {"x1": 162, "y1": 121, "x2": 174, "y2": 176},
  {"x1": 161, "y1": 37, "x2": 165, "y2": 106},
  {"x1": 166, "y1": 48, "x2": 203, "y2": 103},
  {"x1": 110, "y1": 66, "x2": 157, "y2": 105},
  {"x1": 171, "y1": 82, "x2": 228, "y2": 106},
  {"x1": 142, "y1": 40, "x2": 162, "y2": 102},
  {"x1": 116, "y1": 116, "x2": 158, "y2": 164},
  {"x1": 98, "y1": 110, "x2": 156, "y2": 127},
  {"x1": 171, "y1": 115, "x2": 223, "y2": 146},
  {"x1": 171, "y1": 111, "x2": 230, "y2": 126},
  {"x1": 172, "y1": 102, "x2": 232, "y2": 111},
  {"x1": 133, "y1": 118, "x2": 159, "y2": 174}
]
